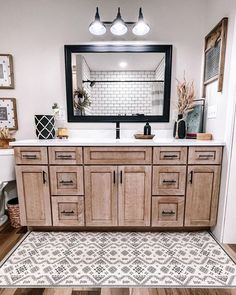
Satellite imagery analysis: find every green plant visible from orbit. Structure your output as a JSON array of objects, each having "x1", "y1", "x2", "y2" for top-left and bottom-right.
[{"x1": 73, "y1": 87, "x2": 91, "y2": 112}]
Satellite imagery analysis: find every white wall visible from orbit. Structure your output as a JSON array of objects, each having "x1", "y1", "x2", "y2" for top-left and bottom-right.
[
  {"x1": 203, "y1": 0, "x2": 236, "y2": 242},
  {"x1": 0, "y1": 0, "x2": 206, "y2": 139}
]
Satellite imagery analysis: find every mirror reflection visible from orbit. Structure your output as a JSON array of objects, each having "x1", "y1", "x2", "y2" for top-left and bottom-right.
[{"x1": 71, "y1": 52, "x2": 166, "y2": 117}]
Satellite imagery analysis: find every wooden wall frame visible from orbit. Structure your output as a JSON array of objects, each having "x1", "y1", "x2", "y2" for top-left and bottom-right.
[
  {"x1": 202, "y1": 18, "x2": 228, "y2": 97},
  {"x1": 0, "y1": 54, "x2": 14, "y2": 89},
  {"x1": 0, "y1": 98, "x2": 18, "y2": 130}
]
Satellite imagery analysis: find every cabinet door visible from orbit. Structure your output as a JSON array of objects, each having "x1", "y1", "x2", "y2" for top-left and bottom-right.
[
  {"x1": 85, "y1": 166, "x2": 118, "y2": 226},
  {"x1": 185, "y1": 165, "x2": 221, "y2": 227},
  {"x1": 16, "y1": 166, "x2": 51, "y2": 226},
  {"x1": 118, "y1": 166, "x2": 151, "y2": 226}
]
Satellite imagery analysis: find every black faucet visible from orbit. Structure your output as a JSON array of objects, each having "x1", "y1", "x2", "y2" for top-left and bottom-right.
[{"x1": 116, "y1": 122, "x2": 120, "y2": 139}]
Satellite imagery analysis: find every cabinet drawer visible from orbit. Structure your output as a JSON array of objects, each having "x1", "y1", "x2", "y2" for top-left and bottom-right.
[
  {"x1": 152, "y1": 197, "x2": 184, "y2": 227},
  {"x1": 152, "y1": 166, "x2": 186, "y2": 195},
  {"x1": 84, "y1": 147, "x2": 152, "y2": 165},
  {"x1": 50, "y1": 166, "x2": 84, "y2": 195},
  {"x1": 49, "y1": 147, "x2": 83, "y2": 165},
  {"x1": 52, "y1": 196, "x2": 84, "y2": 226},
  {"x1": 153, "y1": 147, "x2": 187, "y2": 165},
  {"x1": 188, "y1": 147, "x2": 223, "y2": 165},
  {"x1": 15, "y1": 147, "x2": 48, "y2": 165}
]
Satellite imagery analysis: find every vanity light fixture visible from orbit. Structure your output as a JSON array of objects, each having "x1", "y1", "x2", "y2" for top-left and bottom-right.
[
  {"x1": 110, "y1": 8, "x2": 128, "y2": 36},
  {"x1": 119, "y1": 61, "x2": 128, "y2": 68},
  {"x1": 89, "y1": 7, "x2": 150, "y2": 36},
  {"x1": 89, "y1": 7, "x2": 106, "y2": 36},
  {"x1": 132, "y1": 8, "x2": 150, "y2": 36}
]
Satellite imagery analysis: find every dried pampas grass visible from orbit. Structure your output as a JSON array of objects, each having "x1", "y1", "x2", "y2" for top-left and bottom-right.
[{"x1": 177, "y1": 78, "x2": 195, "y2": 115}]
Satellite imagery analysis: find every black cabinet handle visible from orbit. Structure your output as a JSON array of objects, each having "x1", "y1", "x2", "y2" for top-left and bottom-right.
[
  {"x1": 189, "y1": 171, "x2": 193, "y2": 184},
  {"x1": 57, "y1": 155, "x2": 73, "y2": 159},
  {"x1": 162, "y1": 210, "x2": 175, "y2": 216},
  {"x1": 163, "y1": 155, "x2": 178, "y2": 158},
  {"x1": 23, "y1": 154, "x2": 37, "y2": 159},
  {"x1": 61, "y1": 210, "x2": 75, "y2": 215},
  {"x1": 162, "y1": 180, "x2": 176, "y2": 184},
  {"x1": 42, "y1": 171, "x2": 47, "y2": 184},
  {"x1": 198, "y1": 154, "x2": 214, "y2": 159},
  {"x1": 113, "y1": 171, "x2": 116, "y2": 184},
  {"x1": 59, "y1": 180, "x2": 74, "y2": 185},
  {"x1": 120, "y1": 170, "x2": 123, "y2": 184}
]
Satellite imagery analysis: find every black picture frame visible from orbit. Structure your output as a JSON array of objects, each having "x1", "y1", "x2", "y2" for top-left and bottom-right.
[{"x1": 65, "y1": 44, "x2": 172, "y2": 123}]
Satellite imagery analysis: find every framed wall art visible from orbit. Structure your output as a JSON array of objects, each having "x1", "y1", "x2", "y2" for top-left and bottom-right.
[
  {"x1": 0, "y1": 98, "x2": 18, "y2": 130},
  {"x1": 186, "y1": 99, "x2": 205, "y2": 136},
  {"x1": 0, "y1": 54, "x2": 14, "y2": 89},
  {"x1": 202, "y1": 18, "x2": 228, "y2": 96}
]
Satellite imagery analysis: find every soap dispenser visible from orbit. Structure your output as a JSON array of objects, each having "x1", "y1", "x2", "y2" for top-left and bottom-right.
[{"x1": 144, "y1": 122, "x2": 151, "y2": 135}]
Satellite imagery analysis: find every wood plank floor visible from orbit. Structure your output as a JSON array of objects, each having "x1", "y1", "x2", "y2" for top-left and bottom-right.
[{"x1": 0, "y1": 223, "x2": 236, "y2": 294}]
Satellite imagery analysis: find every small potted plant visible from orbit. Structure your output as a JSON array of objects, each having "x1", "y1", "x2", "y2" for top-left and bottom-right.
[
  {"x1": 73, "y1": 87, "x2": 91, "y2": 116},
  {"x1": 0, "y1": 127, "x2": 14, "y2": 148},
  {"x1": 174, "y1": 78, "x2": 195, "y2": 139}
]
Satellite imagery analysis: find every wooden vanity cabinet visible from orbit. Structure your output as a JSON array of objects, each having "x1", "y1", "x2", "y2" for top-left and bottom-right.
[
  {"x1": 85, "y1": 166, "x2": 118, "y2": 226},
  {"x1": 85, "y1": 165, "x2": 152, "y2": 227},
  {"x1": 118, "y1": 166, "x2": 151, "y2": 226},
  {"x1": 185, "y1": 165, "x2": 221, "y2": 227},
  {"x1": 16, "y1": 165, "x2": 51, "y2": 226},
  {"x1": 14, "y1": 145, "x2": 223, "y2": 229}
]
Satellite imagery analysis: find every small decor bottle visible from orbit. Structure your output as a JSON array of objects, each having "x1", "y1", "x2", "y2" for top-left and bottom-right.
[
  {"x1": 144, "y1": 122, "x2": 151, "y2": 135},
  {"x1": 173, "y1": 114, "x2": 186, "y2": 139}
]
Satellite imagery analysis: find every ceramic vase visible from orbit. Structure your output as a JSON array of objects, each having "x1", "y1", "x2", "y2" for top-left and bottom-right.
[{"x1": 173, "y1": 114, "x2": 186, "y2": 139}]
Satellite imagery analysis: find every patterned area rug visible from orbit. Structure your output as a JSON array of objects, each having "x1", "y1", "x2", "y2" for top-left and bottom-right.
[{"x1": 0, "y1": 231, "x2": 235, "y2": 287}]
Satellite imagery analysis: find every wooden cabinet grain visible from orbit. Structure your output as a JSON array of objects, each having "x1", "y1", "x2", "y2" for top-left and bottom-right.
[
  {"x1": 118, "y1": 166, "x2": 151, "y2": 226},
  {"x1": 85, "y1": 166, "x2": 118, "y2": 226},
  {"x1": 16, "y1": 166, "x2": 51, "y2": 226},
  {"x1": 185, "y1": 165, "x2": 221, "y2": 226}
]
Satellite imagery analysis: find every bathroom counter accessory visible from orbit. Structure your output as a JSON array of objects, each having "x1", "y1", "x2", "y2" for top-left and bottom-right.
[{"x1": 134, "y1": 134, "x2": 155, "y2": 140}]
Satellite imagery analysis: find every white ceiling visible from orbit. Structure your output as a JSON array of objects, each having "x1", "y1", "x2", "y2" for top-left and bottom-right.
[{"x1": 72, "y1": 52, "x2": 165, "y2": 71}]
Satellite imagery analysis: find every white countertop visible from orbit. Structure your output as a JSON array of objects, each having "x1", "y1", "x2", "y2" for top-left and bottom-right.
[
  {"x1": 0, "y1": 149, "x2": 14, "y2": 155},
  {"x1": 10, "y1": 138, "x2": 225, "y2": 147}
]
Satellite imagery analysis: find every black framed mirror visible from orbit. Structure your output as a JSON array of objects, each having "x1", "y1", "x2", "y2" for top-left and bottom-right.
[{"x1": 65, "y1": 44, "x2": 172, "y2": 123}]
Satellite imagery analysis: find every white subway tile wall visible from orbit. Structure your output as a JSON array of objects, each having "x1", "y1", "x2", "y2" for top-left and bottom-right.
[{"x1": 89, "y1": 71, "x2": 164, "y2": 116}]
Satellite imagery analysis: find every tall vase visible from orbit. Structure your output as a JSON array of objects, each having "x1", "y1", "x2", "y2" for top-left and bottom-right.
[{"x1": 173, "y1": 114, "x2": 186, "y2": 139}]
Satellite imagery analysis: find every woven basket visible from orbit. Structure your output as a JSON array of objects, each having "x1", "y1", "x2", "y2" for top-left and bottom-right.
[{"x1": 7, "y1": 198, "x2": 21, "y2": 228}]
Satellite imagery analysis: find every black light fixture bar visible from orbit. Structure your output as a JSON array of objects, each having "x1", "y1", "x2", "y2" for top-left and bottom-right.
[{"x1": 89, "y1": 7, "x2": 150, "y2": 36}]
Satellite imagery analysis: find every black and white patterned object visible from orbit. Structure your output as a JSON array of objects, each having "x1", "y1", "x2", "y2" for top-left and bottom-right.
[
  {"x1": 35, "y1": 115, "x2": 55, "y2": 139},
  {"x1": 0, "y1": 231, "x2": 235, "y2": 287}
]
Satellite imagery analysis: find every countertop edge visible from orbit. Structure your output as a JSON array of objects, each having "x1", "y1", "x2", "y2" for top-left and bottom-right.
[{"x1": 10, "y1": 140, "x2": 226, "y2": 147}]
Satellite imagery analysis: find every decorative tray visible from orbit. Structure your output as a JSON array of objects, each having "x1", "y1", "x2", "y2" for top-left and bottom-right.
[{"x1": 134, "y1": 134, "x2": 155, "y2": 140}]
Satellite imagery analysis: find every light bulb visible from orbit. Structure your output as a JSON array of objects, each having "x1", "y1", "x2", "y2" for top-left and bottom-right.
[
  {"x1": 89, "y1": 7, "x2": 106, "y2": 36},
  {"x1": 132, "y1": 8, "x2": 150, "y2": 36},
  {"x1": 110, "y1": 8, "x2": 128, "y2": 36}
]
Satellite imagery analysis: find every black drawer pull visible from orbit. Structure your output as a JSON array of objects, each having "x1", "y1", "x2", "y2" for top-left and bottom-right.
[
  {"x1": 162, "y1": 210, "x2": 175, "y2": 216},
  {"x1": 162, "y1": 180, "x2": 176, "y2": 184},
  {"x1": 163, "y1": 155, "x2": 178, "y2": 158},
  {"x1": 61, "y1": 210, "x2": 75, "y2": 215},
  {"x1": 198, "y1": 154, "x2": 214, "y2": 158},
  {"x1": 59, "y1": 180, "x2": 74, "y2": 185},
  {"x1": 22, "y1": 154, "x2": 37, "y2": 159},
  {"x1": 57, "y1": 155, "x2": 73, "y2": 159}
]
